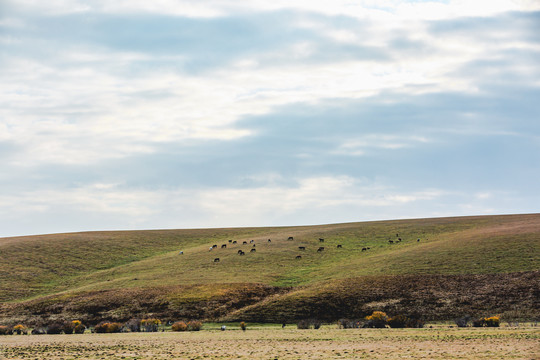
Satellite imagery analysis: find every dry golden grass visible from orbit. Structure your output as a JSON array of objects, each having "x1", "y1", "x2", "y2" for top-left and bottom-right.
[{"x1": 0, "y1": 325, "x2": 538, "y2": 359}]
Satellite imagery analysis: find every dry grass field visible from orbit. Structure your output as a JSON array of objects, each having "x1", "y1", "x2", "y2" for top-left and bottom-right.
[{"x1": 1, "y1": 325, "x2": 539, "y2": 360}]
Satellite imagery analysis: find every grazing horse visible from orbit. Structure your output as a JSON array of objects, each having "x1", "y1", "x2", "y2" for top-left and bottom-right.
[
  {"x1": 295, "y1": 255, "x2": 302, "y2": 259},
  {"x1": 317, "y1": 247, "x2": 324, "y2": 252},
  {"x1": 388, "y1": 240, "x2": 394, "y2": 244},
  {"x1": 243, "y1": 241, "x2": 248, "y2": 245},
  {"x1": 298, "y1": 246, "x2": 306, "y2": 250},
  {"x1": 250, "y1": 240, "x2": 254, "y2": 243},
  {"x1": 212, "y1": 244, "x2": 218, "y2": 248},
  {"x1": 228, "y1": 239, "x2": 232, "y2": 243},
  {"x1": 179, "y1": 251, "x2": 184, "y2": 255},
  {"x1": 268, "y1": 239, "x2": 271, "y2": 242},
  {"x1": 238, "y1": 250, "x2": 245, "y2": 255},
  {"x1": 233, "y1": 241, "x2": 237, "y2": 244},
  {"x1": 288, "y1": 236, "x2": 294, "y2": 241},
  {"x1": 398, "y1": 238, "x2": 402, "y2": 242},
  {"x1": 214, "y1": 258, "x2": 220, "y2": 262},
  {"x1": 337, "y1": 245, "x2": 342, "y2": 248},
  {"x1": 362, "y1": 247, "x2": 367, "y2": 251},
  {"x1": 238, "y1": 250, "x2": 243, "y2": 254},
  {"x1": 252, "y1": 244, "x2": 256, "y2": 247},
  {"x1": 221, "y1": 244, "x2": 227, "y2": 248},
  {"x1": 319, "y1": 238, "x2": 324, "y2": 242},
  {"x1": 417, "y1": 238, "x2": 420, "y2": 242},
  {"x1": 250, "y1": 248, "x2": 256, "y2": 253}
]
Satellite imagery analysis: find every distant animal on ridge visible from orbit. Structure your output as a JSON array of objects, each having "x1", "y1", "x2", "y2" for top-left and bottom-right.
[
  {"x1": 295, "y1": 255, "x2": 302, "y2": 259},
  {"x1": 319, "y1": 238, "x2": 324, "y2": 242},
  {"x1": 214, "y1": 258, "x2": 220, "y2": 262},
  {"x1": 288, "y1": 236, "x2": 294, "y2": 241},
  {"x1": 317, "y1": 247, "x2": 324, "y2": 252},
  {"x1": 298, "y1": 246, "x2": 306, "y2": 250},
  {"x1": 250, "y1": 248, "x2": 256, "y2": 253},
  {"x1": 221, "y1": 244, "x2": 227, "y2": 249},
  {"x1": 337, "y1": 245, "x2": 342, "y2": 248}
]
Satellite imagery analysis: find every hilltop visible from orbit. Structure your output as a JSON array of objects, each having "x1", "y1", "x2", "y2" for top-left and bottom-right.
[{"x1": 1, "y1": 214, "x2": 539, "y2": 325}]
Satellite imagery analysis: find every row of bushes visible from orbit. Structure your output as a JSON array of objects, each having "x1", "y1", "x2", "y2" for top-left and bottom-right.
[
  {"x1": 0, "y1": 318, "x2": 204, "y2": 335},
  {"x1": 335, "y1": 311, "x2": 425, "y2": 329},
  {"x1": 171, "y1": 320, "x2": 203, "y2": 332},
  {"x1": 0, "y1": 321, "x2": 86, "y2": 335},
  {"x1": 455, "y1": 315, "x2": 500, "y2": 327}
]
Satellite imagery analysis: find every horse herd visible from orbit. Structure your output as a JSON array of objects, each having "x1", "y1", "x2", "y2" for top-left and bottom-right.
[{"x1": 178, "y1": 233, "x2": 421, "y2": 263}]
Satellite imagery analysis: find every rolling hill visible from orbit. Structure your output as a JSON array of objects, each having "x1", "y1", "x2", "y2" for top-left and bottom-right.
[{"x1": 1, "y1": 214, "x2": 539, "y2": 325}]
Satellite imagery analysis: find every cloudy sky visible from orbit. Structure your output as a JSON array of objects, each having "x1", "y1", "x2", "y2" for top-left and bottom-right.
[{"x1": 1, "y1": 1, "x2": 539, "y2": 237}]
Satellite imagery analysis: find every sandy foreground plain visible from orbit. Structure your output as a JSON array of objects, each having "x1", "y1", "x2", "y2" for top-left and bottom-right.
[{"x1": 0, "y1": 325, "x2": 539, "y2": 360}]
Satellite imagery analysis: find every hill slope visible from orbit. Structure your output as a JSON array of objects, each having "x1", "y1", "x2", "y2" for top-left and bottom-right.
[{"x1": 1, "y1": 214, "x2": 539, "y2": 324}]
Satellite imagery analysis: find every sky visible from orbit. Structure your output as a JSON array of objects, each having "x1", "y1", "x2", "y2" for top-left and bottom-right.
[{"x1": 1, "y1": 0, "x2": 539, "y2": 237}]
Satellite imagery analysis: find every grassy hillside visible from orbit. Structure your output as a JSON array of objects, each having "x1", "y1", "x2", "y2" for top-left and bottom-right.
[{"x1": 1, "y1": 214, "x2": 539, "y2": 324}]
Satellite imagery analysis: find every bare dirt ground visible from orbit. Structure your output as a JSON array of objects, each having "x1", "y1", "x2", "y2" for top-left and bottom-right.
[{"x1": 1, "y1": 325, "x2": 539, "y2": 360}]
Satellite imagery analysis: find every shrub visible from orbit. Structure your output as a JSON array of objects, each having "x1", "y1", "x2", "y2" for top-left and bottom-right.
[
  {"x1": 297, "y1": 319, "x2": 311, "y2": 329},
  {"x1": 72, "y1": 320, "x2": 86, "y2": 334},
  {"x1": 187, "y1": 320, "x2": 202, "y2": 331},
  {"x1": 240, "y1": 322, "x2": 247, "y2": 331},
  {"x1": 124, "y1": 318, "x2": 141, "y2": 332},
  {"x1": 406, "y1": 317, "x2": 425, "y2": 328},
  {"x1": 455, "y1": 315, "x2": 471, "y2": 328},
  {"x1": 484, "y1": 316, "x2": 500, "y2": 327},
  {"x1": 46, "y1": 322, "x2": 63, "y2": 335},
  {"x1": 388, "y1": 315, "x2": 408, "y2": 328},
  {"x1": 141, "y1": 318, "x2": 161, "y2": 332},
  {"x1": 171, "y1": 321, "x2": 188, "y2": 332},
  {"x1": 0, "y1": 325, "x2": 12, "y2": 335},
  {"x1": 94, "y1": 322, "x2": 122, "y2": 333},
  {"x1": 62, "y1": 321, "x2": 75, "y2": 334},
  {"x1": 364, "y1": 311, "x2": 388, "y2": 328},
  {"x1": 13, "y1": 324, "x2": 27, "y2": 335}
]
